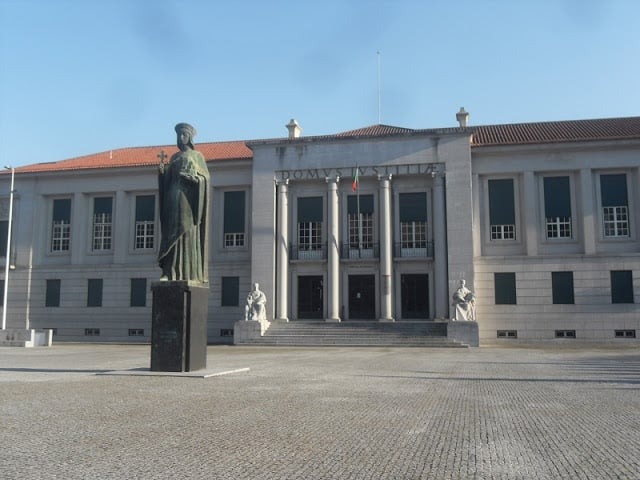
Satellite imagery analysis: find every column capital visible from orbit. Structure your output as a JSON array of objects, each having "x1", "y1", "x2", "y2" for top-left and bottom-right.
[
  {"x1": 275, "y1": 178, "x2": 289, "y2": 187},
  {"x1": 377, "y1": 173, "x2": 392, "y2": 183},
  {"x1": 325, "y1": 176, "x2": 340, "y2": 185}
]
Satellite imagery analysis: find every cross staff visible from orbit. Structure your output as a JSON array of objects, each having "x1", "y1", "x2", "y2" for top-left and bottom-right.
[{"x1": 157, "y1": 150, "x2": 168, "y2": 164}]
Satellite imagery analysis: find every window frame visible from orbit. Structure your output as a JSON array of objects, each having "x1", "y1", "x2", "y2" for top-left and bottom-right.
[
  {"x1": 50, "y1": 198, "x2": 72, "y2": 254},
  {"x1": 91, "y1": 196, "x2": 114, "y2": 252},
  {"x1": 541, "y1": 175, "x2": 576, "y2": 242},
  {"x1": 484, "y1": 177, "x2": 521, "y2": 244},
  {"x1": 223, "y1": 190, "x2": 247, "y2": 249},
  {"x1": 611, "y1": 270, "x2": 634, "y2": 304},
  {"x1": 596, "y1": 172, "x2": 634, "y2": 241},
  {"x1": 551, "y1": 271, "x2": 575, "y2": 305},
  {"x1": 494, "y1": 272, "x2": 517, "y2": 305},
  {"x1": 133, "y1": 194, "x2": 156, "y2": 251}
]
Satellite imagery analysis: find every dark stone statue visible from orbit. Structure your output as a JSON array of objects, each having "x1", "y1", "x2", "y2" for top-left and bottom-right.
[{"x1": 158, "y1": 123, "x2": 210, "y2": 283}]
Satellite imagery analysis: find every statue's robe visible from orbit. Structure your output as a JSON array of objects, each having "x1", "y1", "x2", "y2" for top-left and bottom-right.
[{"x1": 158, "y1": 148, "x2": 210, "y2": 282}]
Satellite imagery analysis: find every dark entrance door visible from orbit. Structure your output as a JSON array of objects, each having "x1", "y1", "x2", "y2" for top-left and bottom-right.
[
  {"x1": 401, "y1": 274, "x2": 429, "y2": 319},
  {"x1": 348, "y1": 275, "x2": 376, "y2": 319},
  {"x1": 298, "y1": 275, "x2": 323, "y2": 319}
]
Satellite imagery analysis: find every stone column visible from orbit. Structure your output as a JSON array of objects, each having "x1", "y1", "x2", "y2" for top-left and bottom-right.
[
  {"x1": 580, "y1": 168, "x2": 597, "y2": 255},
  {"x1": 433, "y1": 173, "x2": 448, "y2": 318},
  {"x1": 523, "y1": 171, "x2": 539, "y2": 256},
  {"x1": 275, "y1": 180, "x2": 289, "y2": 322},
  {"x1": 113, "y1": 190, "x2": 128, "y2": 264},
  {"x1": 378, "y1": 174, "x2": 394, "y2": 321},
  {"x1": 326, "y1": 177, "x2": 341, "y2": 322}
]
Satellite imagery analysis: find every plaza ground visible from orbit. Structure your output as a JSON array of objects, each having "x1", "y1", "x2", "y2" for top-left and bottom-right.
[{"x1": 1, "y1": 344, "x2": 639, "y2": 479}]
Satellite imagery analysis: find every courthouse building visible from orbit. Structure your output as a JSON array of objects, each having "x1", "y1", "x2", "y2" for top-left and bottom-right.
[{"x1": 1, "y1": 112, "x2": 639, "y2": 344}]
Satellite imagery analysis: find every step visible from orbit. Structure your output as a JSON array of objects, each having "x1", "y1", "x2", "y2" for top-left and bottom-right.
[{"x1": 235, "y1": 321, "x2": 467, "y2": 348}]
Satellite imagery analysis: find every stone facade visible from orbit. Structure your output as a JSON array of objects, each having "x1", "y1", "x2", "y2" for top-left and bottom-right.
[{"x1": 0, "y1": 117, "x2": 638, "y2": 344}]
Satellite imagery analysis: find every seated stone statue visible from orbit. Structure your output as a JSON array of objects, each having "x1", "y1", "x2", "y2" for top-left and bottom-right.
[
  {"x1": 452, "y1": 279, "x2": 476, "y2": 321},
  {"x1": 245, "y1": 283, "x2": 267, "y2": 321}
]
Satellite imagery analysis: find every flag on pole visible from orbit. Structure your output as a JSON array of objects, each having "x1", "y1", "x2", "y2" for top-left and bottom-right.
[{"x1": 352, "y1": 168, "x2": 359, "y2": 192}]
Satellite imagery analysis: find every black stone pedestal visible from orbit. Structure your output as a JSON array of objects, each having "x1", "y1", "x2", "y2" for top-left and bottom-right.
[{"x1": 150, "y1": 281, "x2": 208, "y2": 372}]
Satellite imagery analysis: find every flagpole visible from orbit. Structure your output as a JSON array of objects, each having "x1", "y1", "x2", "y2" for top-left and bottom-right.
[{"x1": 356, "y1": 167, "x2": 362, "y2": 256}]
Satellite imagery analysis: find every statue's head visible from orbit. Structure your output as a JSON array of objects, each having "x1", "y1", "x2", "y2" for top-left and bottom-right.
[
  {"x1": 175, "y1": 123, "x2": 196, "y2": 150},
  {"x1": 253, "y1": 282, "x2": 259, "y2": 290},
  {"x1": 459, "y1": 279, "x2": 466, "y2": 287}
]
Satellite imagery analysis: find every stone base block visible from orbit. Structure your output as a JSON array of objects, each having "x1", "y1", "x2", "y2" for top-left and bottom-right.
[
  {"x1": 234, "y1": 319, "x2": 271, "y2": 344},
  {"x1": 150, "y1": 281, "x2": 208, "y2": 372},
  {"x1": 447, "y1": 320, "x2": 479, "y2": 347},
  {"x1": 0, "y1": 329, "x2": 53, "y2": 347}
]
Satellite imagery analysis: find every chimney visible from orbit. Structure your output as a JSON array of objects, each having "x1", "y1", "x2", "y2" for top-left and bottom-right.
[
  {"x1": 456, "y1": 107, "x2": 469, "y2": 128},
  {"x1": 286, "y1": 119, "x2": 302, "y2": 139}
]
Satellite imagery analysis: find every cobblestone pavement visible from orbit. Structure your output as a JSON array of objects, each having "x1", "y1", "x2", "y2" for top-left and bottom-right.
[{"x1": 1, "y1": 344, "x2": 639, "y2": 479}]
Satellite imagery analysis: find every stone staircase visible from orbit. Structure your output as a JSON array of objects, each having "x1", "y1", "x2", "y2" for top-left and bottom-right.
[{"x1": 235, "y1": 321, "x2": 469, "y2": 347}]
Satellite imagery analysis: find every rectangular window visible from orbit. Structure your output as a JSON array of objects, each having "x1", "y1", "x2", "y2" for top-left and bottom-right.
[
  {"x1": 494, "y1": 272, "x2": 517, "y2": 305},
  {"x1": 51, "y1": 199, "x2": 71, "y2": 252},
  {"x1": 87, "y1": 279, "x2": 103, "y2": 307},
  {"x1": 0, "y1": 279, "x2": 4, "y2": 305},
  {"x1": 611, "y1": 270, "x2": 634, "y2": 304},
  {"x1": 615, "y1": 330, "x2": 636, "y2": 338},
  {"x1": 488, "y1": 179, "x2": 516, "y2": 240},
  {"x1": 555, "y1": 330, "x2": 576, "y2": 338},
  {"x1": 0, "y1": 220, "x2": 7, "y2": 256},
  {"x1": 544, "y1": 176, "x2": 572, "y2": 239},
  {"x1": 347, "y1": 194, "x2": 374, "y2": 256},
  {"x1": 399, "y1": 192, "x2": 427, "y2": 254},
  {"x1": 221, "y1": 276, "x2": 240, "y2": 306},
  {"x1": 220, "y1": 329, "x2": 234, "y2": 337},
  {"x1": 128, "y1": 328, "x2": 144, "y2": 336},
  {"x1": 46, "y1": 279, "x2": 61, "y2": 307},
  {"x1": 600, "y1": 174, "x2": 629, "y2": 238},
  {"x1": 135, "y1": 195, "x2": 155, "y2": 250},
  {"x1": 497, "y1": 330, "x2": 518, "y2": 338},
  {"x1": 224, "y1": 191, "x2": 246, "y2": 247},
  {"x1": 552, "y1": 272, "x2": 574, "y2": 304},
  {"x1": 92, "y1": 197, "x2": 113, "y2": 251},
  {"x1": 85, "y1": 328, "x2": 100, "y2": 336},
  {"x1": 297, "y1": 197, "x2": 323, "y2": 259},
  {"x1": 130, "y1": 278, "x2": 147, "y2": 307}
]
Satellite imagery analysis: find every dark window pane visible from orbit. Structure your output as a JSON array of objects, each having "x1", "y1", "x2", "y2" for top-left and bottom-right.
[
  {"x1": 544, "y1": 176, "x2": 571, "y2": 218},
  {"x1": 0, "y1": 279, "x2": 4, "y2": 305},
  {"x1": 298, "y1": 197, "x2": 323, "y2": 223},
  {"x1": 135, "y1": 195, "x2": 155, "y2": 221},
  {"x1": 552, "y1": 272, "x2": 574, "y2": 304},
  {"x1": 87, "y1": 279, "x2": 103, "y2": 307},
  {"x1": 130, "y1": 278, "x2": 147, "y2": 307},
  {"x1": 94, "y1": 197, "x2": 112, "y2": 215},
  {"x1": 223, "y1": 191, "x2": 246, "y2": 233},
  {"x1": 611, "y1": 270, "x2": 634, "y2": 304},
  {"x1": 399, "y1": 192, "x2": 427, "y2": 222},
  {"x1": 0, "y1": 220, "x2": 7, "y2": 255},
  {"x1": 494, "y1": 272, "x2": 517, "y2": 305},
  {"x1": 488, "y1": 179, "x2": 515, "y2": 225},
  {"x1": 347, "y1": 195, "x2": 374, "y2": 214},
  {"x1": 221, "y1": 277, "x2": 239, "y2": 306},
  {"x1": 600, "y1": 174, "x2": 628, "y2": 207},
  {"x1": 46, "y1": 279, "x2": 61, "y2": 307},
  {"x1": 53, "y1": 199, "x2": 71, "y2": 222}
]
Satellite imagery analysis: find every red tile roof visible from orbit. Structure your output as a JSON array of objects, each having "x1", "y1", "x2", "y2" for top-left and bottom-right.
[
  {"x1": 12, "y1": 117, "x2": 640, "y2": 174},
  {"x1": 16, "y1": 141, "x2": 252, "y2": 174},
  {"x1": 336, "y1": 124, "x2": 415, "y2": 137},
  {"x1": 471, "y1": 116, "x2": 640, "y2": 147}
]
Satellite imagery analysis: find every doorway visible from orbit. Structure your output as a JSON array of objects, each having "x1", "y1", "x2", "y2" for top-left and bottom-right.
[
  {"x1": 401, "y1": 274, "x2": 429, "y2": 319},
  {"x1": 297, "y1": 275, "x2": 323, "y2": 319},
  {"x1": 348, "y1": 274, "x2": 376, "y2": 320}
]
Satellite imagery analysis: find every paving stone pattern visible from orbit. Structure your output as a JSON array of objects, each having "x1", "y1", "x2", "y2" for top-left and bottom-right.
[{"x1": 1, "y1": 344, "x2": 639, "y2": 479}]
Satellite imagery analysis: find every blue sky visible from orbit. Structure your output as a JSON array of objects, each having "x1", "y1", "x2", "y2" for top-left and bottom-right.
[{"x1": 1, "y1": 0, "x2": 639, "y2": 167}]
